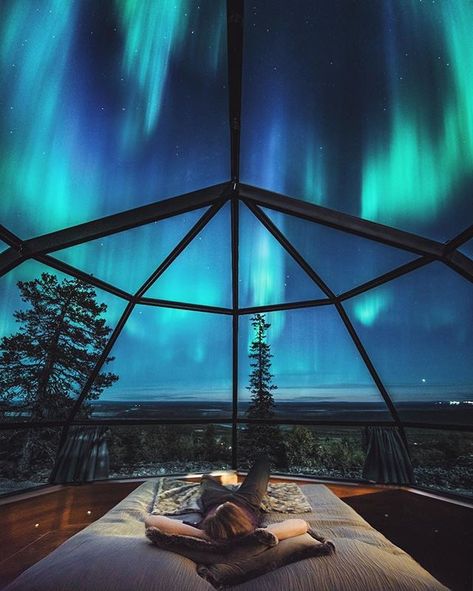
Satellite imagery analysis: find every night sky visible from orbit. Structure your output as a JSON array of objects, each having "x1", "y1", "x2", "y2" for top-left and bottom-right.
[{"x1": 0, "y1": 1, "x2": 472, "y2": 423}]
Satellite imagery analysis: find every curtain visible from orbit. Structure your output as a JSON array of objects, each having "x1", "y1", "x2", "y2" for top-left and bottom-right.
[
  {"x1": 52, "y1": 425, "x2": 109, "y2": 484},
  {"x1": 362, "y1": 426, "x2": 415, "y2": 485}
]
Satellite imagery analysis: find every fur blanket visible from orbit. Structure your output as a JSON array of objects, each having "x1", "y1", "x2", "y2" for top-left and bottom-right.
[{"x1": 151, "y1": 478, "x2": 312, "y2": 516}]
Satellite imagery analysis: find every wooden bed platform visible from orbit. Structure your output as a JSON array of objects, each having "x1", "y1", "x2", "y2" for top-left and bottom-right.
[{"x1": 0, "y1": 475, "x2": 471, "y2": 591}]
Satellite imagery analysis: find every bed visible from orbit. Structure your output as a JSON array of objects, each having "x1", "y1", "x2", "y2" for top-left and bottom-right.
[{"x1": 4, "y1": 479, "x2": 449, "y2": 591}]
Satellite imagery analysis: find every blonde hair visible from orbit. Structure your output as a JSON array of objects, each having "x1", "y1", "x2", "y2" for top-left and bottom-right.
[{"x1": 201, "y1": 502, "x2": 254, "y2": 541}]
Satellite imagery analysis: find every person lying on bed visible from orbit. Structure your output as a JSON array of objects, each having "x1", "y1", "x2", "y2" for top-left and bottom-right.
[{"x1": 144, "y1": 456, "x2": 309, "y2": 542}]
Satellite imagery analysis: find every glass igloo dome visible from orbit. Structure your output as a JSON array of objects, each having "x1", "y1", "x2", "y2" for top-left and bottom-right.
[{"x1": 0, "y1": 0, "x2": 472, "y2": 500}]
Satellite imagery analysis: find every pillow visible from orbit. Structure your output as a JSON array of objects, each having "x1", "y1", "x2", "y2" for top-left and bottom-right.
[
  {"x1": 197, "y1": 529, "x2": 335, "y2": 589},
  {"x1": 145, "y1": 526, "x2": 278, "y2": 565}
]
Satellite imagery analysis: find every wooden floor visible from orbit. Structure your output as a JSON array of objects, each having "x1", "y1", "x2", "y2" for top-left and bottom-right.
[{"x1": 0, "y1": 477, "x2": 472, "y2": 591}]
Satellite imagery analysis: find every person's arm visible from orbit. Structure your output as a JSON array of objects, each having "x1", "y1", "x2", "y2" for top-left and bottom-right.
[
  {"x1": 144, "y1": 514, "x2": 209, "y2": 539},
  {"x1": 266, "y1": 518, "x2": 309, "y2": 541}
]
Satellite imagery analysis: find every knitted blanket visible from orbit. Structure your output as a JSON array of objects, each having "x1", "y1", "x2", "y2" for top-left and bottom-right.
[{"x1": 151, "y1": 478, "x2": 312, "y2": 516}]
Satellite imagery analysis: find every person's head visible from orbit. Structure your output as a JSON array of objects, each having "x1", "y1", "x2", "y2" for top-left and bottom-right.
[{"x1": 201, "y1": 502, "x2": 254, "y2": 541}]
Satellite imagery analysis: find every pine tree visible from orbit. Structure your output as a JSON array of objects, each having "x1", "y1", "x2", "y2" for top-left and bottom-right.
[
  {"x1": 242, "y1": 314, "x2": 286, "y2": 467},
  {"x1": 246, "y1": 314, "x2": 277, "y2": 420},
  {"x1": 0, "y1": 273, "x2": 118, "y2": 473}
]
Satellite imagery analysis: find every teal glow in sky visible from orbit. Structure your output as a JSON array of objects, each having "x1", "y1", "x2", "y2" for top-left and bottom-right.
[
  {"x1": 0, "y1": 2, "x2": 472, "y2": 429},
  {"x1": 0, "y1": 0, "x2": 228, "y2": 238},
  {"x1": 361, "y1": 1, "x2": 473, "y2": 233},
  {"x1": 53, "y1": 208, "x2": 207, "y2": 294},
  {"x1": 241, "y1": 1, "x2": 473, "y2": 240},
  {"x1": 239, "y1": 204, "x2": 325, "y2": 309},
  {"x1": 263, "y1": 207, "x2": 416, "y2": 295},
  {"x1": 95, "y1": 305, "x2": 232, "y2": 411},
  {"x1": 238, "y1": 307, "x2": 389, "y2": 414},
  {"x1": 146, "y1": 204, "x2": 232, "y2": 308},
  {"x1": 345, "y1": 263, "x2": 473, "y2": 405}
]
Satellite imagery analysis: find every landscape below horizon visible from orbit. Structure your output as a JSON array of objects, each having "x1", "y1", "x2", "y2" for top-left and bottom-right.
[{"x1": 90, "y1": 399, "x2": 473, "y2": 425}]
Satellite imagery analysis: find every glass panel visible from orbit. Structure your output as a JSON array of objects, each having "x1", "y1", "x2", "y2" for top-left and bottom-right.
[
  {"x1": 108, "y1": 424, "x2": 231, "y2": 478},
  {"x1": 238, "y1": 424, "x2": 365, "y2": 479},
  {"x1": 90, "y1": 305, "x2": 232, "y2": 419},
  {"x1": 459, "y1": 238, "x2": 473, "y2": 259},
  {"x1": 241, "y1": 1, "x2": 473, "y2": 240},
  {"x1": 238, "y1": 308, "x2": 392, "y2": 421},
  {"x1": 406, "y1": 428, "x2": 473, "y2": 499},
  {"x1": 52, "y1": 208, "x2": 207, "y2": 294},
  {"x1": 0, "y1": 260, "x2": 126, "y2": 422},
  {"x1": 0, "y1": 428, "x2": 60, "y2": 494},
  {"x1": 0, "y1": 240, "x2": 8, "y2": 254},
  {"x1": 263, "y1": 207, "x2": 417, "y2": 294},
  {"x1": 145, "y1": 204, "x2": 231, "y2": 308},
  {"x1": 345, "y1": 262, "x2": 473, "y2": 425},
  {"x1": 0, "y1": 1, "x2": 229, "y2": 238},
  {"x1": 239, "y1": 204, "x2": 326, "y2": 308}
]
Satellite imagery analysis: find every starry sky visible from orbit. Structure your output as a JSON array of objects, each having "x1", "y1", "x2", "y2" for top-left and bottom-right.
[
  {"x1": 0, "y1": 1, "x2": 472, "y2": 424},
  {"x1": 241, "y1": 0, "x2": 473, "y2": 241},
  {"x1": 0, "y1": 0, "x2": 229, "y2": 238}
]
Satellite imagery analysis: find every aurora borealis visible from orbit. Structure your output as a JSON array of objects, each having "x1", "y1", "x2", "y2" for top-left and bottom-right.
[
  {"x1": 241, "y1": 0, "x2": 473, "y2": 240},
  {"x1": 0, "y1": 0, "x2": 228, "y2": 238},
  {"x1": 0, "y1": 1, "x2": 472, "y2": 426}
]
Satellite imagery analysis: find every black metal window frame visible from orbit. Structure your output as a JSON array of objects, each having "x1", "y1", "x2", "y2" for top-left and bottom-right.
[{"x1": 0, "y1": 0, "x2": 472, "y2": 493}]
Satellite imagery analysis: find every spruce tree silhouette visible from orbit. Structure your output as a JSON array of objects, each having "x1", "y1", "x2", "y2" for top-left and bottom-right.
[
  {"x1": 243, "y1": 313, "x2": 286, "y2": 467},
  {"x1": 0, "y1": 273, "x2": 118, "y2": 473}
]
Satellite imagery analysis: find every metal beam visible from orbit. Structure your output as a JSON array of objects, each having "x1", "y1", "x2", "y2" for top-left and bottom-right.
[
  {"x1": 0, "y1": 225, "x2": 22, "y2": 249},
  {"x1": 134, "y1": 200, "x2": 226, "y2": 298},
  {"x1": 244, "y1": 199, "x2": 336, "y2": 299},
  {"x1": 338, "y1": 257, "x2": 433, "y2": 302},
  {"x1": 335, "y1": 302, "x2": 409, "y2": 446},
  {"x1": 231, "y1": 193, "x2": 240, "y2": 469},
  {"x1": 34, "y1": 254, "x2": 132, "y2": 301},
  {"x1": 139, "y1": 297, "x2": 232, "y2": 315},
  {"x1": 64, "y1": 203, "x2": 226, "y2": 425},
  {"x1": 0, "y1": 249, "x2": 23, "y2": 277},
  {"x1": 227, "y1": 0, "x2": 244, "y2": 183},
  {"x1": 238, "y1": 298, "x2": 330, "y2": 315},
  {"x1": 443, "y1": 251, "x2": 473, "y2": 284},
  {"x1": 21, "y1": 183, "x2": 230, "y2": 256},
  {"x1": 444, "y1": 224, "x2": 473, "y2": 253},
  {"x1": 240, "y1": 184, "x2": 446, "y2": 257}
]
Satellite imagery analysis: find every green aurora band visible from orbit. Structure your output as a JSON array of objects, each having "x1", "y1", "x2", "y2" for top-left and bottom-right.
[{"x1": 362, "y1": 1, "x2": 473, "y2": 229}]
